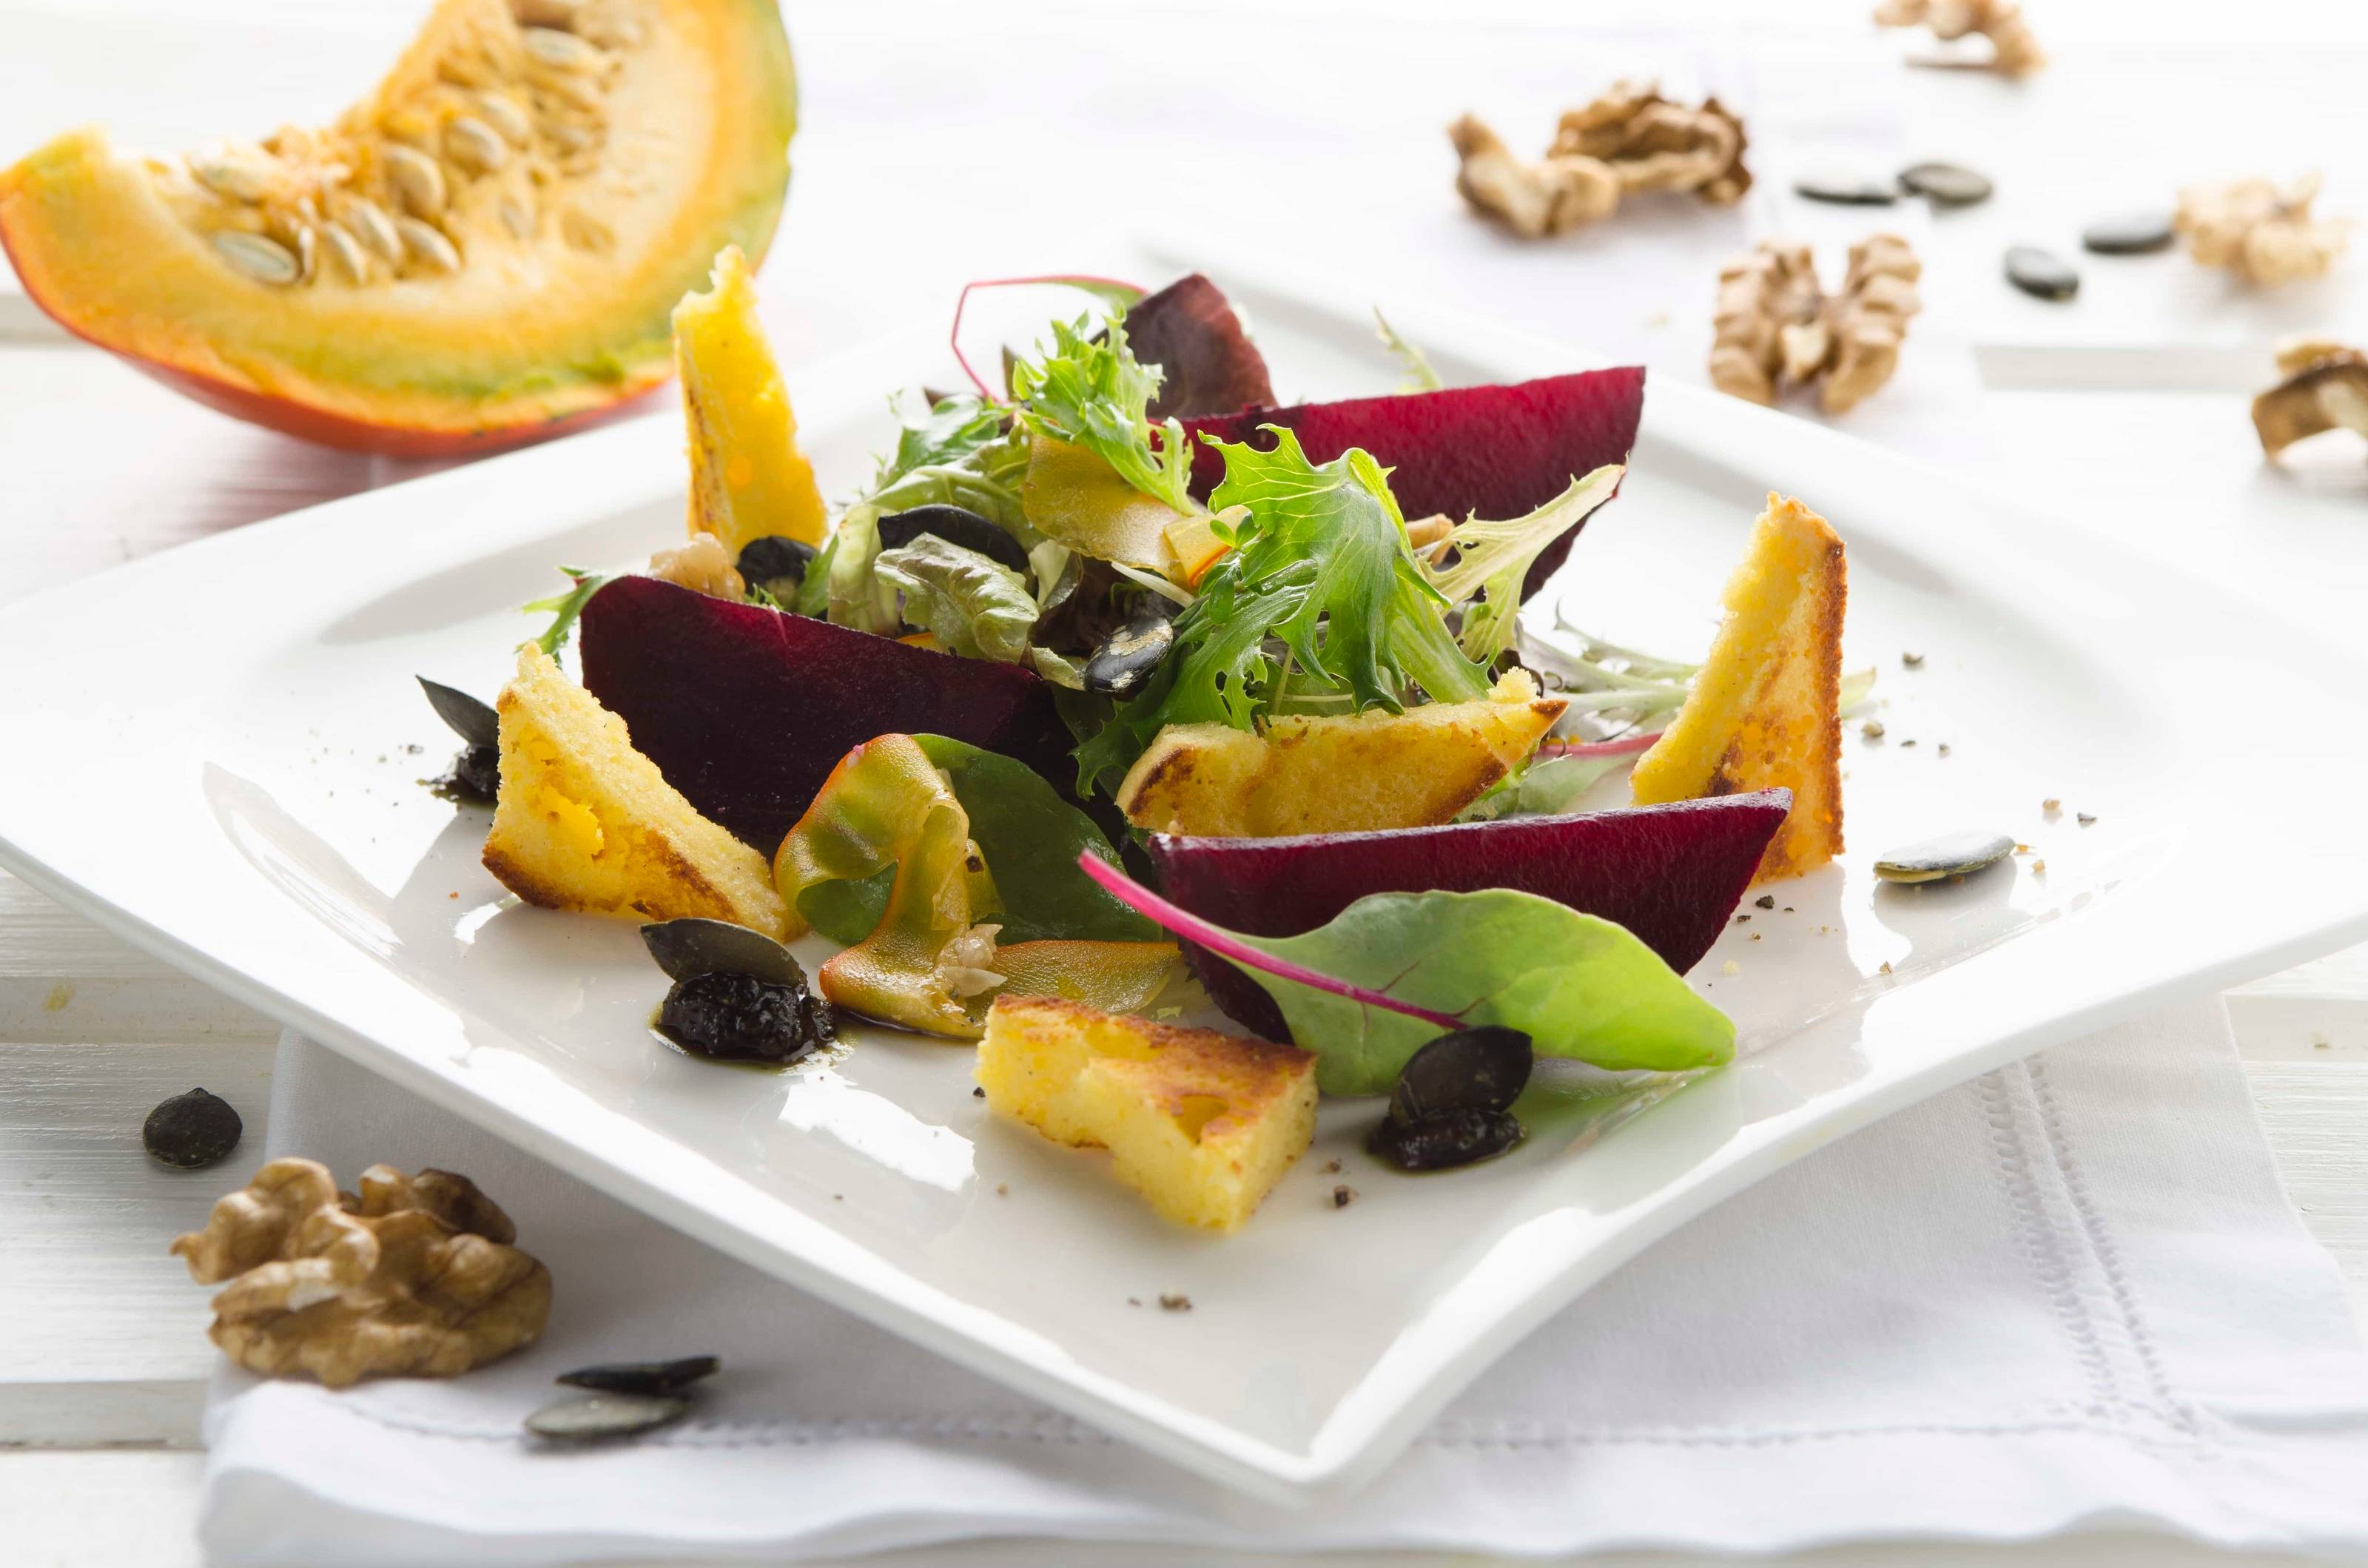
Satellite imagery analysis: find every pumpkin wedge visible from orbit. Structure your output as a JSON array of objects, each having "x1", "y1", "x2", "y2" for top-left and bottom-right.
[{"x1": 0, "y1": 0, "x2": 795, "y2": 455}]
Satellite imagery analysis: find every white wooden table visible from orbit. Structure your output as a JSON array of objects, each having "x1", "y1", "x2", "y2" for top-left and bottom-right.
[{"x1": 4, "y1": 1, "x2": 2367, "y2": 1562}]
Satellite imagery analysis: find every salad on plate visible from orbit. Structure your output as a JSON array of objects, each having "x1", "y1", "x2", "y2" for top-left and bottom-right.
[{"x1": 419, "y1": 253, "x2": 1861, "y2": 1234}]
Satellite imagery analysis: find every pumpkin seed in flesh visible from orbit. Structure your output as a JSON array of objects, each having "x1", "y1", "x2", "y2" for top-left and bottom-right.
[
  {"x1": 381, "y1": 144, "x2": 447, "y2": 219},
  {"x1": 396, "y1": 217, "x2": 462, "y2": 274},
  {"x1": 1873, "y1": 830, "x2": 2016, "y2": 884},
  {"x1": 341, "y1": 197, "x2": 403, "y2": 263},
  {"x1": 189, "y1": 146, "x2": 274, "y2": 203},
  {"x1": 556, "y1": 1355, "x2": 720, "y2": 1396},
  {"x1": 320, "y1": 221, "x2": 371, "y2": 283},
  {"x1": 212, "y1": 230, "x2": 300, "y2": 286},
  {"x1": 445, "y1": 115, "x2": 508, "y2": 175},
  {"x1": 523, "y1": 26, "x2": 606, "y2": 73},
  {"x1": 473, "y1": 91, "x2": 534, "y2": 147},
  {"x1": 524, "y1": 1392, "x2": 690, "y2": 1442},
  {"x1": 500, "y1": 198, "x2": 536, "y2": 240}
]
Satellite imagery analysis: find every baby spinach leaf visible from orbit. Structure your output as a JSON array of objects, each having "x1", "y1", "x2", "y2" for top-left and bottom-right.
[
  {"x1": 916, "y1": 736, "x2": 1157, "y2": 944},
  {"x1": 1080, "y1": 853, "x2": 1732, "y2": 1095}
]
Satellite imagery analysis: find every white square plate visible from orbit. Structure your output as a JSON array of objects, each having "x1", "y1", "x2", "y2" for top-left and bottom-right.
[{"x1": 3, "y1": 267, "x2": 2364, "y2": 1505}]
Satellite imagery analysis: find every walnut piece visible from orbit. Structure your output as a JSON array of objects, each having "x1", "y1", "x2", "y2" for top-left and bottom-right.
[
  {"x1": 2175, "y1": 175, "x2": 2348, "y2": 286},
  {"x1": 1449, "y1": 114, "x2": 1617, "y2": 239},
  {"x1": 170, "y1": 1159, "x2": 551, "y2": 1388},
  {"x1": 1549, "y1": 81, "x2": 1751, "y2": 206},
  {"x1": 1451, "y1": 84, "x2": 1751, "y2": 239},
  {"x1": 648, "y1": 531, "x2": 746, "y2": 599},
  {"x1": 1711, "y1": 236, "x2": 1922, "y2": 415},
  {"x1": 2253, "y1": 337, "x2": 2368, "y2": 457},
  {"x1": 1873, "y1": 0, "x2": 2046, "y2": 78}
]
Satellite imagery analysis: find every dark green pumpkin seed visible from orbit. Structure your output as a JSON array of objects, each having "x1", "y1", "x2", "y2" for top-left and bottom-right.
[
  {"x1": 1389, "y1": 1026, "x2": 1533, "y2": 1123},
  {"x1": 1794, "y1": 174, "x2": 1899, "y2": 206},
  {"x1": 556, "y1": 1355, "x2": 720, "y2": 1396},
  {"x1": 2082, "y1": 212, "x2": 2176, "y2": 255},
  {"x1": 524, "y1": 1392, "x2": 690, "y2": 1441},
  {"x1": 641, "y1": 918, "x2": 809, "y2": 989},
  {"x1": 1899, "y1": 161, "x2": 1992, "y2": 206},
  {"x1": 417, "y1": 676, "x2": 500, "y2": 750},
  {"x1": 1874, "y1": 830, "x2": 2016, "y2": 884},
  {"x1": 2005, "y1": 246, "x2": 2079, "y2": 300},
  {"x1": 143, "y1": 1086, "x2": 243, "y2": 1169}
]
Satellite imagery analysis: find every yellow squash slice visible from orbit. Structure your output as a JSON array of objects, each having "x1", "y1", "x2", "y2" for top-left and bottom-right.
[{"x1": 673, "y1": 243, "x2": 827, "y2": 551}]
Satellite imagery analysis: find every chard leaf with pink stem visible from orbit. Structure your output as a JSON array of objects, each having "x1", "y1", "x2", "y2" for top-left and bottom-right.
[{"x1": 1077, "y1": 852, "x2": 1734, "y2": 1096}]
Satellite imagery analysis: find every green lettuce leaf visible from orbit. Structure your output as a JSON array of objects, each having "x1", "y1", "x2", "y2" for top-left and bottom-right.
[
  {"x1": 873, "y1": 391, "x2": 1009, "y2": 494},
  {"x1": 873, "y1": 535, "x2": 1037, "y2": 662},
  {"x1": 1009, "y1": 315, "x2": 1195, "y2": 515},
  {"x1": 1420, "y1": 465, "x2": 1624, "y2": 663}
]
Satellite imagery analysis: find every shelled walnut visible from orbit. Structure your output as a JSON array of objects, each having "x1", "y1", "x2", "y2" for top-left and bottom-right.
[
  {"x1": 2252, "y1": 337, "x2": 2368, "y2": 457},
  {"x1": 170, "y1": 1158, "x2": 551, "y2": 1387},
  {"x1": 648, "y1": 531, "x2": 746, "y2": 599},
  {"x1": 2174, "y1": 175, "x2": 2348, "y2": 287},
  {"x1": 1872, "y1": 0, "x2": 2046, "y2": 78},
  {"x1": 1547, "y1": 82, "x2": 1750, "y2": 206},
  {"x1": 1450, "y1": 83, "x2": 1750, "y2": 239},
  {"x1": 1710, "y1": 235, "x2": 1922, "y2": 415}
]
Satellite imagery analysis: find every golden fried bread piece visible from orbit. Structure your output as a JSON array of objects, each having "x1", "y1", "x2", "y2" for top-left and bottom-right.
[
  {"x1": 1631, "y1": 493, "x2": 1846, "y2": 883},
  {"x1": 482, "y1": 644, "x2": 787, "y2": 935},
  {"x1": 978, "y1": 995, "x2": 1317, "y2": 1232},
  {"x1": 1116, "y1": 670, "x2": 1565, "y2": 838}
]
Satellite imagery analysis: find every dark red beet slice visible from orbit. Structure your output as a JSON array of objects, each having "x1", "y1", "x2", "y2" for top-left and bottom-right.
[
  {"x1": 579, "y1": 576, "x2": 1074, "y2": 851},
  {"x1": 1182, "y1": 367, "x2": 1646, "y2": 599},
  {"x1": 1146, "y1": 791, "x2": 1787, "y2": 1040},
  {"x1": 1125, "y1": 274, "x2": 1274, "y2": 420}
]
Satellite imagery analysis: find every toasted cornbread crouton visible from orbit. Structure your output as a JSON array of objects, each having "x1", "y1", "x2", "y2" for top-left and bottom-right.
[
  {"x1": 1115, "y1": 670, "x2": 1566, "y2": 838},
  {"x1": 1631, "y1": 493, "x2": 1846, "y2": 883},
  {"x1": 675, "y1": 245, "x2": 828, "y2": 554},
  {"x1": 977, "y1": 995, "x2": 1317, "y2": 1232},
  {"x1": 482, "y1": 645, "x2": 788, "y2": 937}
]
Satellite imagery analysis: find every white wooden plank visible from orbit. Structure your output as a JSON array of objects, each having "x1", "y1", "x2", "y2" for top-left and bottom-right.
[
  {"x1": 0, "y1": 1450, "x2": 204, "y2": 1568},
  {"x1": 0, "y1": 870, "x2": 278, "y2": 1043},
  {"x1": 0, "y1": 1040, "x2": 271, "y2": 1446}
]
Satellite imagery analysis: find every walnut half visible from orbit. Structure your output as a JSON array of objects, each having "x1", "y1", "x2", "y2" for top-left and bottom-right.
[
  {"x1": 1450, "y1": 84, "x2": 1752, "y2": 239},
  {"x1": 1710, "y1": 236, "x2": 1922, "y2": 415},
  {"x1": 1873, "y1": 0, "x2": 2046, "y2": 78},
  {"x1": 170, "y1": 1159, "x2": 551, "y2": 1388},
  {"x1": 2253, "y1": 337, "x2": 2368, "y2": 457},
  {"x1": 2175, "y1": 175, "x2": 2348, "y2": 287}
]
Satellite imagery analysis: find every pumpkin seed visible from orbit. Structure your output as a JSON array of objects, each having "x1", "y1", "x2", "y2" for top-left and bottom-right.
[
  {"x1": 1873, "y1": 830, "x2": 2016, "y2": 884},
  {"x1": 2004, "y1": 246, "x2": 2079, "y2": 300},
  {"x1": 2081, "y1": 211, "x2": 2175, "y2": 255},
  {"x1": 283, "y1": 221, "x2": 318, "y2": 284},
  {"x1": 641, "y1": 918, "x2": 809, "y2": 989},
  {"x1": 189, "y1": 145, "x2": 274, "y2": 203},
  {"x1": 396, "y1": 217, "x2": 462, "y2": 274},
  {"x1": 1083, "y1": 608, "x2": 1176, "y2": 699},
  {"x1": 524, "y1": 1392, "x2": 689, "y2": 1442},
  {"x1": 1793, "y1": 173, "x2": 1898, "y2": 206},
  {"x1": 535, "y1": 71, "x2": 608, "y2": 115},
  {"x1": 1389, "y1": 1026, "x2": 1533, "y2": 1124},
  {"x1": 320, "y1": 220, "x2": 371, "y2": 283},
  {"x1": 545, "y1": 120, "x2": 599, "y2": 155},
  {"x1": 381, "y1": 144, "x2": 447, "y2": 219},
  {"x1": 735, "y1": 535, "x2": 816, "y2": 592},
  {"x1": 561, "y1": 208, "x2": 614, "y2": 254},
  {"x1": 473, "y1": 91, "x2": 534, "y2": 147},
  {"x1": 500, "y1": 198, "x2": 536, "y2": 240},
  {"x1": 212, "y1": 229, "x2": 300, "y2": 286},
  {"x1": 1368, "y1": 1106, "x2": 1524, "y2": 1172},
  {"x1": 342, "y1": 196, "x2": 403, "y2": 263},
  {"x1": 445, "y1": 115, "x2": 508, "y2": 175},
  {"x1": 523, "y1": 25, "x2": 605, "y2": 73},
  {"x1": 1897, "y1": 161, "x2": 1993, "y2": 206},
  {"x1": 556, "y1": 1356, "x2": 719, "y2": 1396},
  {"x1": 417, "y1": 676, "x2": 500, "y2": 750},
  {"x1": 143, "y1": 1086, "x2": 242, "y2": 1169}
]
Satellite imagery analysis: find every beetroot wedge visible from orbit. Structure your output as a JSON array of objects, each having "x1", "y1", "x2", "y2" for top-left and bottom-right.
[
  {"x1": 1182, "y1": 366, "x2": 1646, "y2": 598},
  {"x1": 579, "y1": 575, "x2": 1074, "y2": 851},
  {"x1": 1147, "y1": 792, "x2": 1787, "y2": 1040},
  {"x1": 1125, "y1": 274, "x2": 1274, "y2": 420}
]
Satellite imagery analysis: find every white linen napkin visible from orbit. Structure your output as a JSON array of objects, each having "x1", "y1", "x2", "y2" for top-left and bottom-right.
[{"x1": 198, "y1": 1001, "x2": 2368, "y2": 1565}]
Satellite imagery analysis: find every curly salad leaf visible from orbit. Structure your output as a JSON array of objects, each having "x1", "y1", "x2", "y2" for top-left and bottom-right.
[
  {"x1": 1009, "y1": 315, "x2": 1196, "y2": 516},
  {"x1": 1424, "y1": 464, "x2": 1624, "y2": 664},
  {"x1": 873, "y1": 535, "x2": 1037, "y2": 662},
  {"x1": 1074, "y1": 428, "x2": 1491, "y2": 795},
  {"x1": 1079, "y1": 852, "x2": 1732, "y2": 1096}
]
